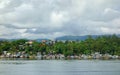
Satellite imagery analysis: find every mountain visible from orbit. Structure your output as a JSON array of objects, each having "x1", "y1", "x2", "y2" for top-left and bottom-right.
[
  {"x1": 0, "y1": 38, "x2": 6, "y2": 41},
  {"x1": 55, "y1": 35, "x2": 98, "y2": 41},
  {"x1": 0, "y1": 34, "x2": 119, "y2": 41},
  {"x1": 55, "y1": 34, "x2": 120, "y2": 41}
]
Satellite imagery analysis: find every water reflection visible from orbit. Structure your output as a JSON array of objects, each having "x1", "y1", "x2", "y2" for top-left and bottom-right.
[{"x1": 0, "y1": 61, "x2": 26, "y2": 65}]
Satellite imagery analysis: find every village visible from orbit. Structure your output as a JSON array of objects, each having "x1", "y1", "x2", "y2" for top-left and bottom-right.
[
  {"x1": 0, "y1": 35, "x2": 120, "y2": 60},
  {"x1": 0, "y1": 50, "x2": 119, "y2": 60}
]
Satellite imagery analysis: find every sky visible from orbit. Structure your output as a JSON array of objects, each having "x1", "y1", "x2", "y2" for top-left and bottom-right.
[{"x1": 0, "y1": 0, "x2": 120, "y2": 39}]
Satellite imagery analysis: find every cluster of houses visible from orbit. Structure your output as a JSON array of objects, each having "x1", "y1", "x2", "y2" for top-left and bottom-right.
[
  {"x1": 0, "y1": 51, "x2": 65, "y2": 60},
  {"x1": 0, "y1": 51, "x2": 119, "y2": 60},
  {"x1": 66, "y1": 52, "x2": 119, "y2": 60}
]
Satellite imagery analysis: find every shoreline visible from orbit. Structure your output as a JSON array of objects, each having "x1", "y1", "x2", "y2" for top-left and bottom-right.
[
  {"x1": 0, "y1": 58, "x2": 120, "y2": 60},
  {"x1": 0, "y1": 54, "x2": 120, "y2": 60}
]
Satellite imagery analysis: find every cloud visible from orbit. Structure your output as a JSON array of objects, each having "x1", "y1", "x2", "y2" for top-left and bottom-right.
[
  {"x1": 0, "y1": 0, "x2": 120, "y2": 39},
  {"x1": 50, "y1": 11, "x2": 69, "y2": 28},
  {"x1": 0, "y1": 0, "x2": 23, "y2": 14}
]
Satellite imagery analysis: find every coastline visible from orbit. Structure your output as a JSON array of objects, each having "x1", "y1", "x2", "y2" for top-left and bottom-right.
[{"x1": 0, "y1": 52, "x2": 120, "y2": 60}]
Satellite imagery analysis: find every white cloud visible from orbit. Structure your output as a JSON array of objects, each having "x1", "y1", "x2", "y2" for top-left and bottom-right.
[
  {"x1": 104, "y1": 8, "x2": 119, "y2": 15},
  {"x1": 101, "y1": 27, "x2": 120, "y2": 34},
  {"x1": 101, "y1": 27, "x2": 110, "y2": 33},
  {"x1": 50, "y1": 11, "x2": 69, "y2": 28},
  {"x1": 0, "y1": 0, "x2": 10, "y2": 9},
  {"x1": 111, "y1": 18, "x2": 120, "y2": 25},
  {"x1": 31, "y1": 28, "x2": 37, "y2": 32},
  {"x1": 0, "y1": 0, "x2": 120, "y2": 39},
  {"x1": 17, "y1": 29, "x2": 27, "y2": 33}
]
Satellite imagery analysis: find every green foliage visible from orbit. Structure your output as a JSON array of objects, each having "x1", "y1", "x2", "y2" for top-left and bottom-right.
[{"x1": 0, "y1": 35, "x2": 120, "y2": 56}]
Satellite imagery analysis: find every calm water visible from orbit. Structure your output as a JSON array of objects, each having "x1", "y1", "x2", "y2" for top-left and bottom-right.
[{"x1": 0, "y1": 59, "x2": 120, "y2": 75}]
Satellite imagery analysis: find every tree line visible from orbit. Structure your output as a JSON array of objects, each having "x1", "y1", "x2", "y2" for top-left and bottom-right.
[{"x1": 0, "y1": 34, "x2": 120, "y2": 56}]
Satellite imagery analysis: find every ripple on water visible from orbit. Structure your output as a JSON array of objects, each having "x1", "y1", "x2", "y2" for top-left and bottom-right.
[{"x1": 0, "y1": 61, "x2": 26, "y2": 65}]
